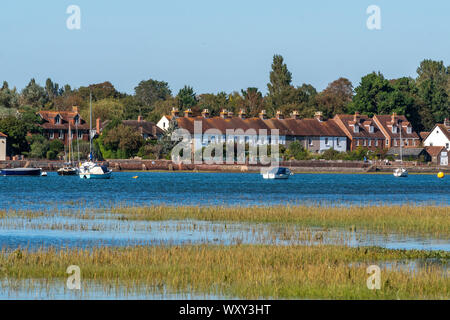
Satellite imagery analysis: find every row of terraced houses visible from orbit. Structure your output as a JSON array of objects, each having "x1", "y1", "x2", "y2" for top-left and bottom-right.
[{"x1": 25, "y1": 106, "x2": 449, "y2": 165}]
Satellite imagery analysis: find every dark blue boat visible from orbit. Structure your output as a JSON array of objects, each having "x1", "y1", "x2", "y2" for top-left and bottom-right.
[{"x1": 1, "y1": 168, "x2": 42, "y2": 176}]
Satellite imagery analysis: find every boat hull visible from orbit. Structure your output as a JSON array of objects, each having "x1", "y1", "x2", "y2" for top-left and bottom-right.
[
  {"x1": 57, "y1": 169, "x2": 78, "y2": 176},
  {"x1": 79, "y1": 171, "x2": 112, "y2": 179},
  {"x1": 1, "y1": 168, "x2": 42, "y2": 176}
]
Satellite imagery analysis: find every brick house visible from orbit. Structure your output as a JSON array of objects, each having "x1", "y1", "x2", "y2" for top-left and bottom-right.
[
  {"x1": 373, "y1": 113, "x2": 420, "y2": 149},
  {"x1": 38, "y1": 106, "x2": 90, "y2": 145},
  {"x1": 333, "y1": 112, "x2": 386, "y2": 151}
]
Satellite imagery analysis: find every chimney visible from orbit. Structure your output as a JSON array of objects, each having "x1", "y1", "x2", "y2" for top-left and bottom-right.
[
  {"x1": 391, "y1": 112, "x2": 397, "y2": 123},
  {"x1": 353, "y1": 111, "x2": 360, "y2": 122},
  {"x1": 137, "y1": 115, "x2": 143, "y2": 122},
  {"x1": 259, "y1": 110, "x2": 267, "y2": 120},
  {"x1": 276, "y1": 110, "x2": 284, "y2": 120},
  {"x1": 171, "y1": 107, "x2": 179, "y2": 118},
  {"x1": 201, "y1": 109, "x2": 210, "y2": 118},
  {"x1": 444, "y1": 118, "x2": 450, "y2": 128},
  {"x1": 220, "y1": 109, "x2": 228, "y2": 119},
  {"x1": 184, "y1": 108, "x2": 193, "y2": 118},
  {"x1": 291, "y1": 110, "x2": 300, "y2": 120},
  {"x1": 314, "y1": 111, "x2": 323, "y2": 122},
  {"x1": 152, "y1": 125, "x2": 157, "y2": 137},
  {"x1": 238, "y1": 109, "x2": 246, "y2": 119},
  {"x1": 72, "y1": 106, "x2": 78, "y2": 113},
  {"x1": 96, "y1": 118, "x2": 101, "y2": 134}
]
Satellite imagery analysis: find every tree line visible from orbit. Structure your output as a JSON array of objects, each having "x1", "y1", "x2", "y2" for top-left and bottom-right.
[{"x1": 0, "y1": 55, "x2": 448, "y2": 159}]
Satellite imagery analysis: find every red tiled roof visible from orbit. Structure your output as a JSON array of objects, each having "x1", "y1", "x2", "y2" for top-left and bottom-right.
[
  {"x1": 373, "y1": 115, "x2": 419, "y2": 139},
  {"x1": 425, "y1": 146, "x2": 445, "y2": 157},
  {"x1": 168, "y1": 116, "x2": 346, "y2": 137},
  {"x1": 334, "y1": 114, "x2": 385, "y2": 138},
  {"x1": 420, "y1": 132, "x2": 430, "y2": 140}
]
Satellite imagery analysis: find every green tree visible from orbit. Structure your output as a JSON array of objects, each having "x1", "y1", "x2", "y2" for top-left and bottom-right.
[
  {"x1": 241, "y1": 88, "x2": 264, "y2": 117},
  {"x1": 315, "y1": 78, "x2": 353, "y2": 119},
  {"x1": 102, "y1": 124, "x2": 144, "y2": 158},
  {"x1": 21, "y1": 79, "x2": 47, "y2": 107},
  {"x1": 177, "y1": 85, "x2": 198, "y2": 108},
  {"x1": 134, "y1": 79, "x2": 172, "y2": 106},
  {"x1": 25, "y1": 134, "x2": 50, "y2": 159},
  {"x1": 267, "y1": 55, "x2": 293, "y2": 108},
  {"x1": 45, "y1": 78, "x2": 60, "y2": 101},
  {"x1": 0, "y1": 116, "x2": 29, "y2": 155},
  {"x1": 0, "y1": 81, "x2": 20, "y2": 109}
]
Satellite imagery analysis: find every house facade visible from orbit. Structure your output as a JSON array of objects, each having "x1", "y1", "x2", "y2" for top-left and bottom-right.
[
  {"x1": 157, "y1": 108, "x2": 347, "y2": 154},
  {"x1": 333, "y1": 113, "x2": 386, "y2": 152},
  {"x1": 373, "y1": 113, "x2": 420, "y2": 149},
  {"x1": 38, "y1": 106, "x2": 90, "y2": 145},
  {"x1": 422, "y1": 119, "x2": 450, "y2": 151},
  {"x1": 0, "y1": 132, "x2": 6, "y2": 161}
]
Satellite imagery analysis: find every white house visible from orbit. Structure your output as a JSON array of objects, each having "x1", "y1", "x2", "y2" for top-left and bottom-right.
[
  {"x1": 0, "y1": 132, "x2": 7, "y2": 161},
  {"x1": 423, "y1": 120, "x2": 450, "y2": 151}
]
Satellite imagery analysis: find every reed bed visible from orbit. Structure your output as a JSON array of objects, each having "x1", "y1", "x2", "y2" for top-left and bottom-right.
[
  {"x1": 0, "y1": 245, "x2": 448, "y2": 299},
  {"x1": 110, "y1": 205, "x2": 450, "y2": 238}
]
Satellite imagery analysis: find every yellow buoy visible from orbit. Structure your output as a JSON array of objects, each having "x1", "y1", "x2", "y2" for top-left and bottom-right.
[
  {"x1": 437, "y1": 172, "x2": 444, "y2": 179},
  {"x1": 132, "y1": 176, "x2": 139, "y2": 179}
]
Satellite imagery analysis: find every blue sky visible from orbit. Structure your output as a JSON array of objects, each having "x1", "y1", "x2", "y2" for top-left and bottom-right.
[{"x1": 0, "y1": 0, "x2": 448, "y2": 95}]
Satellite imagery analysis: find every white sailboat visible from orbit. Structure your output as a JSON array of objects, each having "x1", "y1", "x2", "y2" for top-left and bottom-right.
[
  {"x1": 79, "y1": 92, "x2": 112, "y2": 179},
  {"x1": 262, "y1": 167, "x2": 292, "y2": 179},
  {"x1": 58, "y1": 122, "x2": 79, "y2": 176},
  {"x1": 393, "y1": 120, "x2": 408, "y2": 178}
]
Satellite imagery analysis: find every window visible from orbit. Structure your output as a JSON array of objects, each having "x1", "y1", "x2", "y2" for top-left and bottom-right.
[
  {"x1": 369, "y1": 126, "x2": 374, "y2": 133},
  {"x1": 49, "y1": 131, "x2": 54, "y2": 139},
  {"x1": 325, "y1": 138, "x2": 329, "y2": 145},
  {"x1": 446, "y1": 143, "x2": 449, "y2": 149},
  {"x1": 368, "y1": 139, "x2": 372, "y2": 147},
  {"x1": 356, "y1": 139, "x2": 360, "y2": 146},
  {"x1": 74, "y1": 115, "x2": 79, "y2": 125},
  {"x1": 55, "y1": 115, "x2": 60, "y2": 124},
  {"x1": 308, "y1": 138, "x2": 313, "y2": 146},
  {"x1": 394, "y1": 140, "x2": 398, "y2": 146},
  {"x1": 336, "y1": 138, "x2": 340, "y2": 146},
  {"x1": 392, "y1": 126, "x2": 397, "y2": 134},
  {"x1": 163, "y1": 122, "x2": 166, "y2": 128},
  {"x1": 375, "y1": 139, "x2": 378, "y2": 147},
  {"x1": 59, "y1": 130, "x2": 64, "y2": 139},
  {"x1": 78, "y1": 131, "x2": 83, "y2": 139},
  {"x1": 386, "y1": 140, "x2": 389, "y2": 146},
  {"x1": 407, "y1": 126, "x2": 412, "y2": 134},
  {"x1": 353, "y1": 125, "x2": 359, "y2": 133},
  {"x1": 363, "y1": 139, "x2": 366, "y2": 146}
]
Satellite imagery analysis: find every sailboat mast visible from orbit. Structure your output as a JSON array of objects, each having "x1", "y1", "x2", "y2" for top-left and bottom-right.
[
  {"x1": 68, "y1": 122, "x2": 71, "y2": 164},
  {"x1": 399, "y1": 120, "x2": 403, "y2": 165},
  {"x1": 89, "y1": 91, "x2": 93, "y2": 160}
]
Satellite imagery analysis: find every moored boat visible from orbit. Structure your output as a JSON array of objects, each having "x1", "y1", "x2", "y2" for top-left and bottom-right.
[
  {"x1": 79, "y1": 161, "x2": 112, "y2": 179},
  {"x1": 1, "y1": 168, "x2": 42, "y2": 176},
  {"x1": 262, "y1": 167, "x2": 292, "y2": 179},
  {"x1": 57, "y1": 166, "x2": 79, "y2": 176}
]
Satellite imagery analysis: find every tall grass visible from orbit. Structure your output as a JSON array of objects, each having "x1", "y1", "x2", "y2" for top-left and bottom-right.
[
  {"x1": 110, "y1": 205, "x2": 450, "y2": 237},
  {"x1": 1, "y1": 245, "x2": 448, "y2": 299}
]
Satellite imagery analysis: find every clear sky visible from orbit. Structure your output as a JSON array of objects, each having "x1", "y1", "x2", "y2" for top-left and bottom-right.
[{"x1": 0, "y1": 0, "x2": 448, "y2": 95}]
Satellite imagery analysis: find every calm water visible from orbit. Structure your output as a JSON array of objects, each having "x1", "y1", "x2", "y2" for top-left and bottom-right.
[{"x1": 0, "y1": 172, "x2": 448, "y2": 211}]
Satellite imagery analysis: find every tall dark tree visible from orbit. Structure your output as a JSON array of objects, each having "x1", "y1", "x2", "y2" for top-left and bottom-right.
[
  {"x1": 134, "y1": 79, "x2": 172, "y2": 106},
  {"x1": 177, "y1": 85, "x2": 198, "y2": 108},
  {"x1": 21, "y1": 79, "x2": 47, "y2": 107},
  {"x1": 45, "y1": 78, "x2": 59, "y2": 101},
  {"x1": 0, "y1": 81, "x2": 19, "y2": 109},
  {"x1": 241, "y1": 87, "x2": 264, "y2": 117},
  {"x1": 315, "y1": 78, "x2": 353, "y2": 118},
  {"x1": 267, "y1": 55, "x2": 293, "y2": 108}
]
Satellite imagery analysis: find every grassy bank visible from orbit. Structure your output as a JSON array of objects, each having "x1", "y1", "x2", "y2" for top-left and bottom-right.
[
  {"x1": 110, "y1": 205, "x2": 450, "y2": 238},
  {"x1": 1, "y1": 245, "x2": 448, "y2": 299}
]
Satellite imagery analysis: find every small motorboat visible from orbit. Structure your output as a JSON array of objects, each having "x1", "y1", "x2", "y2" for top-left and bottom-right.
[
  {"x1": 41, "y1": 171, "x2": 48, "y2": 177},
  {"x1": 393, "y1": 167, "x2": 408, "y2": 178},
  {"x1": 1, "y1": 168, "x2": 42, "y2": 176},
  {"x1": 262, "y1": 167, "x2": 292, "y2": 179},
  {"x1": 57, "y1": 166, "x2": 78, "y2": 176},
  {"x1": 79, "y1": 161, "x2": 112, "y2": 179}
]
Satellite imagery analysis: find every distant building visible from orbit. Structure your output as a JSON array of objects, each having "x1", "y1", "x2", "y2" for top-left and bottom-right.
[
  {"x1": 372, "y1": 113, "x2": 420, "y2": 149},
  {"x1": 422, "y1": 119, "x2": 450, "y2": 151},
  {"x1": 425, "y1": 146, "x2": 448, "y2": 166},
  {"x1": 98, "y1": 116, "x2": 163, "y2": 140},
  {"x1": 386, "y1": 147, "x2": 430, "y2": 161},
  {"x1": 157, "y1": 108, "x2": 347, "y2": 154},
  {"x1": 38, "y1": 106, "x2": 90, "y2": 145},
  {"x1": 0, "y1": 132, "x2": 7, "y2": 161},
  {"x1": 333, "y1": 112, "x2": 385, "y2": 151}
]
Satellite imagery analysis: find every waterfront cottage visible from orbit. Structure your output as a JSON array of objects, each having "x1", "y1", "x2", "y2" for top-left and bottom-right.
[
  {"x1": 38, "y1": 106, "x2": 90, "y2": 145},
  {"x1": 425, "y1": 146, "x2": 448, "y2": 166},
  {"x1": 333, "y1": 112, "x2": 386, "y2": 152},
  {"x1": 372, "y1": 113, "x2": 420, "y2": 149},
  {"x1": 422, "y1": 119, "x2": 450, "y2": 151},
  {"x1": 157, "y1": 108, "x2": 347, "y2": 153}
]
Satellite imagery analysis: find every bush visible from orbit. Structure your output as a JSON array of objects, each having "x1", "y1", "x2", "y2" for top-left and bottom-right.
[
  {"x1": 286, "y1": 141, "x2": 311, "y2": 160},
  {"x1": 46, "y1": 150, "x2": 56, "y2": 160},
  {"x1": 49, "y1": 139, "x2": 64, "y2": 153}
]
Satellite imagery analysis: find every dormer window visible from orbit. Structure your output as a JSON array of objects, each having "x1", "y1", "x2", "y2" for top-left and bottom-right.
[
  {"x1": 74, "y1": 115, "x2": 80, "y2": 125},
  {"x1": 55, "y1": 115, "x2": 61, "y2": 124},
  {"x1": 406, "y1": 126, "x2": 412, "y2": 134},
  {"x1": 392, "y1": 125, "x2": 397, "y2": 134},
  {"x1": 369, "y1": 126, "x2": 374, "y2": 133},
  {"x1": 353, "y1": 125, "x2": 359, "y2": 133}
]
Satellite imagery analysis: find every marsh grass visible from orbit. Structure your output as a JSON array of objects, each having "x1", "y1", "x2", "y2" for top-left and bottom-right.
[
  {"x1": 110, "y1": 205, "x2": 450, "y2": 238},
  {"x1": 0, "y1": 245, "x2": 448, "y2": 299}
]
